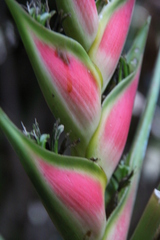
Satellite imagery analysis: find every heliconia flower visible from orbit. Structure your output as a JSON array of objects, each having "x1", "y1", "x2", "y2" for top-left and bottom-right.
[
  {"x1": 89, "y1": 0, "x2": 135, "y2": 92},
  {"x1": 86, "y1": 19, "x2": 150, "y2": 180},
  {"x1": 5, "y1": 0, "x2": 102, "y2": 156},
  {"x1": 55, "y1": 0, "x2": 99, "y2": 52},
  {"x1": 0, "y1": 108, "x2": 107, "y2": 240}
]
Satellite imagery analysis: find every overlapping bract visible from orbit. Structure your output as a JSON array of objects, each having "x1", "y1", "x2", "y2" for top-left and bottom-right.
[
  {"x1": 86, "y1": 20, "x2": 150, "y2": 180},
  {"x1": 102, "y1": 49, "x2": 160, "y2": 239},
  {"x1": 1, "y1": 0, "x2": 152, "y2": 239}
]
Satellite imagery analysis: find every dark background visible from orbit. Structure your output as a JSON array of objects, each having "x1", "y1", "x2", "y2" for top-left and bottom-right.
[{"x1": 0, "y1": 0, "x2": 160, "y2": 239}]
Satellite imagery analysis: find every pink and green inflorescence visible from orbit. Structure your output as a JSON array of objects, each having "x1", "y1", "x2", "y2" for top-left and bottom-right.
[{"x1": 1, "y1": 0, "x2": 160, "y2": 240}]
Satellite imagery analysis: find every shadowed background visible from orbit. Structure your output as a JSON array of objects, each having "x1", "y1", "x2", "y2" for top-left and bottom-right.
[{"x1": 0, "y1": 0, "x2": 160, "y2": 239}]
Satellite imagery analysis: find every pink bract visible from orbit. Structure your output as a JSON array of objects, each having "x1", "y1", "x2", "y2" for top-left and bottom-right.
[
  {"x1": 87, "y1": 70, "x2": 140, "y2": 180},
  {"x1": 34, "y1": 36, "x2": 101, "y2": 147},
  {"x1": 90, "y1": 0, "x2": 135, "y2": 91},
  {"x1": 37, "y1": 158, "x2": 106, "y2": 239},
  {"x1": 72, "y1": 0, "x2": 98, "y2": 36}
]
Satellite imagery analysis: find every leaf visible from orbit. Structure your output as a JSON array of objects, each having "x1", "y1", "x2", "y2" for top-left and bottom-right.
[{"x1": 130, "y1": 185, "x2": 160, "y2": 240}]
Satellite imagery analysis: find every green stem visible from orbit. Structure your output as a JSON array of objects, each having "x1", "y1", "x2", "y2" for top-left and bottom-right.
[{"x1": 130, "y1": 184, "x2": 160, "y2": 240}]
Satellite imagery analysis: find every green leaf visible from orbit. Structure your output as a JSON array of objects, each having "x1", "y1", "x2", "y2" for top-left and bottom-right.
[{"x1": 130, "y1": 185, "x2": 160, "y2": 240}]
